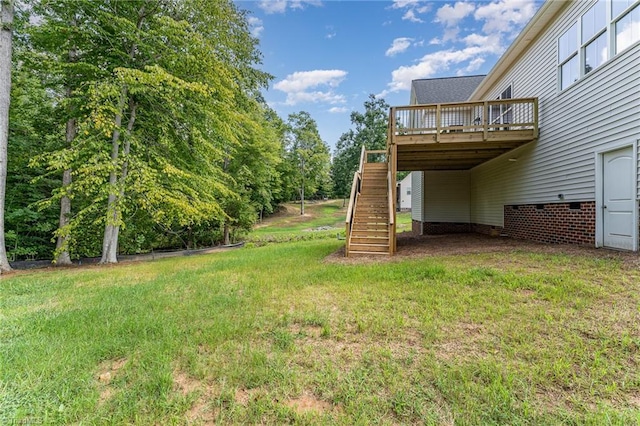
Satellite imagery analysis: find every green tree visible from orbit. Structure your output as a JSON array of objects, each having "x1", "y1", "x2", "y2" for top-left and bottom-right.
[
  {"x1": 6, "y1": 55, "x2": 59, "y2": 261},
  {"x1": 30, "y1": 0, "x2": 271, "y2": 262},
  {"x1": 285, "y1": 111, "x2": 330, "y2": 215},
  {"x1": 331, "y1": 94, "x2": 389, "y2": 201}
]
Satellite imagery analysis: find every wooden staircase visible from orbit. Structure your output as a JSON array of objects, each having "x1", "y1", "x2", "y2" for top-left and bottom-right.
[
  {"x1": 349, "y1": 162, "x2": 390, "y2": 255},
  {"x1": 345, "y1": 147, "x2": 396, "y2": 257}
]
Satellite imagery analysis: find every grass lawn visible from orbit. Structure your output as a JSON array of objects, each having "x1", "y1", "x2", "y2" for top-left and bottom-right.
[
  {"x1": 1, "y1": 220, "x2": 640, "y2": 423},
  {"x1": 248, "y1": 199, "x2": 412, "y2": 244}
]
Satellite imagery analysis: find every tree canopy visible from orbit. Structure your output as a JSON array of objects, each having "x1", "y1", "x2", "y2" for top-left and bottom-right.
[
  {"x1": 331, "y1": 94, "x2": 390, "y2": 199},
  {"x1": 4, "y1": 0, "x2": 322, "y2": 263}
]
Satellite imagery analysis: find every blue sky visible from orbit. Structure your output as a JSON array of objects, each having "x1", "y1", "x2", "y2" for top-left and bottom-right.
[{"x1": 235, "y1": 0, "x2": 541, "y2": 151}]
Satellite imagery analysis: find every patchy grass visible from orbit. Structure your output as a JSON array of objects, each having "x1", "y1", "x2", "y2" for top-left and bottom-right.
[
  {"x1": 1, "y1": 239, "x2": 639, "y2": 424},
  {"x1": 249, "y1": 199, "x2": 412, "y2": 244}
]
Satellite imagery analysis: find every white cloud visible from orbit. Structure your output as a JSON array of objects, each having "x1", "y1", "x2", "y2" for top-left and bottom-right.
[
  {"x1": 465, "y1": 57, "x2": 485, "y2": 72},
  {"x1": 380, "y1": 0, "x2": 539, "y2": 96},
  {"x1": 247, "y1": 17, "x2": 264, "y2": 38},
  {"x1": 403, "y1": 10, "x2": 423, "y2": 23},
  {"x1": 384, "y1": 44, "x2": 503, "y2": 93},
  {"x1": 285, "y1": 91, "x2": 346, "y2": 106},
  {"x1": 258, "y1": 0, "x2": 322, "y2": 14},
  {"x1": 474, "y1": 0, "x2": 537, "y2": 34},
  {"x1": 386, "y1": 37, "x2": 414, "y2": 57},
  {"x1": 328, "y1": 106, "x2": 349, "y2": 113},
  {"x1": 274, "y1": 70, "x2": 346, "y2": 92},
  {"x1": 274, "y1": 70, "x2": 348, "y2": 106},
  {"x1": 435, "y1": 2, "x2": 476, "y2": 27},
  {"x1": 391, "y1": 0, "x2": 420, "y2": 9},
  {"x1": 391, "y1": 0, "x2": 432, "y2": 23}
]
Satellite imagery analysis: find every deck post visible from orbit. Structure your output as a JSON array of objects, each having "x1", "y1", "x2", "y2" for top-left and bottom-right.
[
  {"x1": 435, "y1": 104, "x2": 441, "y2": 143},
  {"x1": 483, "y1": 101, "x2": 489, "y2": 141}
]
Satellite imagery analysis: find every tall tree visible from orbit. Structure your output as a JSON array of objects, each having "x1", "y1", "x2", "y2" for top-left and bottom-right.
[
  {"x1": 332, "y1": 94, "x2": 389, "y2": 200},
  {"x1": 285, "y1": 112, "x2": 330, "y2": 215},
  {"x1": 0, "y1": 0, "x2": 14, "y2": 272}
]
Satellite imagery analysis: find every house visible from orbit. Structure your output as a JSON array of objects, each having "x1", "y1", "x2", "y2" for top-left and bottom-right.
[
  {"x1": 345, "y1": 0, "x2": 640, "y2": 256},
  {"x1": 397, "y1": 173, "x2": 412, "y2": 211}
]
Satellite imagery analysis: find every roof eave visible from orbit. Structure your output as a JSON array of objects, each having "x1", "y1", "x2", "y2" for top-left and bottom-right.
[{"x1": 469, "y1": 0, "x2": 571, "y2": 100}]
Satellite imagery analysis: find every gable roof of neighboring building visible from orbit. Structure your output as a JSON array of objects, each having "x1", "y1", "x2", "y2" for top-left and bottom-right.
[{"x1": 410, "y1": 75, "x2": 486, "y2": 105}]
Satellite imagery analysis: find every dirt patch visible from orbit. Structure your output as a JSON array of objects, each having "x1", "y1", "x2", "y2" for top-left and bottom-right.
[
  {"x1": 96, "y1": 358, "x2": 127, "y2": 385},
  {"x1": 173, "y1": 369, "x2": 202, "y2": 396},
  {"x1": 289, "y1": 323, "x2": 324, "y2": 338},
  {"x1": 434, "y1": 322, "x2": 490, "y2": 362},
  {"x1": 96, "y1": 358, "x2": 127, "y2": 405},
  {"x1": 285, "y1": 391, "x2": 332, "y2": 414},
  {"x1": 235, "y1": 388, "x2": 261, "y2": 406},
  {"x1": 173, "y1": 369, "x2": 220, "y2": 424}
]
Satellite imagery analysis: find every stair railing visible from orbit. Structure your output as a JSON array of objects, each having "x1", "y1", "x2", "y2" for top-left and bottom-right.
[
  {"x1": 345, "y1": 145, "x2": 366, "y2": 256},
  {"x1": 388, "y1": 170, "x2": 395, "y2": 255}
]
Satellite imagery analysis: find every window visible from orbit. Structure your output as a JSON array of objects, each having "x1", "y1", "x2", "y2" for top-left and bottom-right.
[
  {"x1": 558, "y1": 0, "x2": 640, "y2": 91},
  {"x1": 406, "y1": 188, "x2": 411, "y2": 195},
  {"x1": 490, "y1": 85, "x2": 512, "y2": 125},
  {"x1": 582, "y1": 0, "x2": 607, "y2": 74},
  {"x1": 558, "y1": 23, "x2": 578, "y2": 90},
  {"x1": 584, "y1": 32, "x2": 608, "y2": 73},
  {"x1": 612, "y1": 0, "x2": 636, "y2": 19},
  {"x1": 582, "y1": 0, "x2": 606, "y2": 42},
  {"x1": 616, "y1": 4, "x2": 640, "y2": 53}
]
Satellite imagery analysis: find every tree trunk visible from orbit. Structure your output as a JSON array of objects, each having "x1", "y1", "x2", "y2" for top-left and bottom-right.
[
  {"x1": 100, "y1": 90, "x2": 127, "y2": 264},
  {"x1": 0, "y1": 0, "x2": 14, "y2": 272},
  {"x1": 223, "y1": 222, "x2": 230, "y2": 245},
  {"x1": 300, "y1": 156, "x2": 305, "y2": 215},
  {"x1": 100, "y1": 5, "x2": 145, "y2": 264},
  {"x1": 54, "y1": 91, "x2": 76, "y2": 266},
  {"x1": 54, "y1": 26, "x2": 78, "y2": 266}
]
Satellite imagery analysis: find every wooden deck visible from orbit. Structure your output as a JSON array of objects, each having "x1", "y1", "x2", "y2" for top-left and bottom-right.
[{"x1": 389, "y1": 98, "x2": 538, "y2": 171}]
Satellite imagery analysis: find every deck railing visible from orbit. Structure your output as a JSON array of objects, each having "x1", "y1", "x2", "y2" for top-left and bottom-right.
[{"x1": 390, "y1": 98, "x2": 538, "y2": 142}]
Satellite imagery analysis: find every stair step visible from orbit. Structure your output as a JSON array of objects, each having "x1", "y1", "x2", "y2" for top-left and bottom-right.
[
  {"x1": 353, "y1": 214, "x2": 388, "y2": 219},
  {"x1": 351, "y1": 237, "x2": 389, "y2": 244},
  {"x1": 348, "y1": 251, "x2": 390, "y2": 257},
  {"x1": 354, "y1": 215, "x2": 389, "y2": 221},
  {"x1": 349, "y1": 243, "x2": 389, "y2": 253},
  {"x1": 356, "y1": 207, "x2": 388, "y2": 212},
  {"x1": 352, "y1": 227, "x2": 389, "y2": 233}
]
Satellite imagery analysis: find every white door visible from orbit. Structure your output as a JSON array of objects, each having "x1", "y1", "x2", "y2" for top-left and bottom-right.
[{"x1": 602, "y1": 146, "x2": 635, "y2": 250}]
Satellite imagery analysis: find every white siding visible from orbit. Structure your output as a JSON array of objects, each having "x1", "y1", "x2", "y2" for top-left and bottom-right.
[
  {"x1": 424, "y1": 171, "x2": 471, "y2": 222},
  {"x1": 411, "y1": 171, "x2": 423, "y2": 221},
  {"x1": 399, "y1": 174, "x2": 412, "y2": 210},
  {"x1": 470, "y1": 0, "x2": 640, "y2": 227}
]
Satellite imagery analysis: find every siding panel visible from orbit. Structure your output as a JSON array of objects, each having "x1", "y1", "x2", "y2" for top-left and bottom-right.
[
  {"x1": 470, "y1": 0, "x2": 640, "y2": 227},
  {"x1": 424, "y1": 171, "x2": 471, "y2": 222}
]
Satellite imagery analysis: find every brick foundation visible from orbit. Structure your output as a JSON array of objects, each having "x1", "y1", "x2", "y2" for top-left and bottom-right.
[
  {"x1": 471, "y1": 223, "x2": 505, "y2": 237},
  {"x1": 504, "y1": 201, "x2": 595, "y2": 245},
  {"x1": 423, "y1": 222, "x2": 471, "y2": 234},
  {"x1": 412, "y1": 220, "x2": 422, "y2": 234}
]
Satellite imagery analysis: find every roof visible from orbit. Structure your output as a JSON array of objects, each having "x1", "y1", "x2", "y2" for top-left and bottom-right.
[{"x1": 410, "y1": 75, "x2": 486, "y2": 105}]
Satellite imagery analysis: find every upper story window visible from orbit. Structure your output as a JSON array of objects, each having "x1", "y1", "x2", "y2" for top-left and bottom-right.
[
  {"x1": 615, "y1": 3, "x2": 640, "y2": 53},
  {"x1": 558, "y1": 0, "x2": 640, "y2": 92},
  {"x1": 559, "y1": 23, "x2": 578, "y2": 90},
  {"x1": 582, "y1": 0, "x2": 607, "y2": 74},
  {"x1": 612, "y1": 0, "x2": 637, "y2": 19}
]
